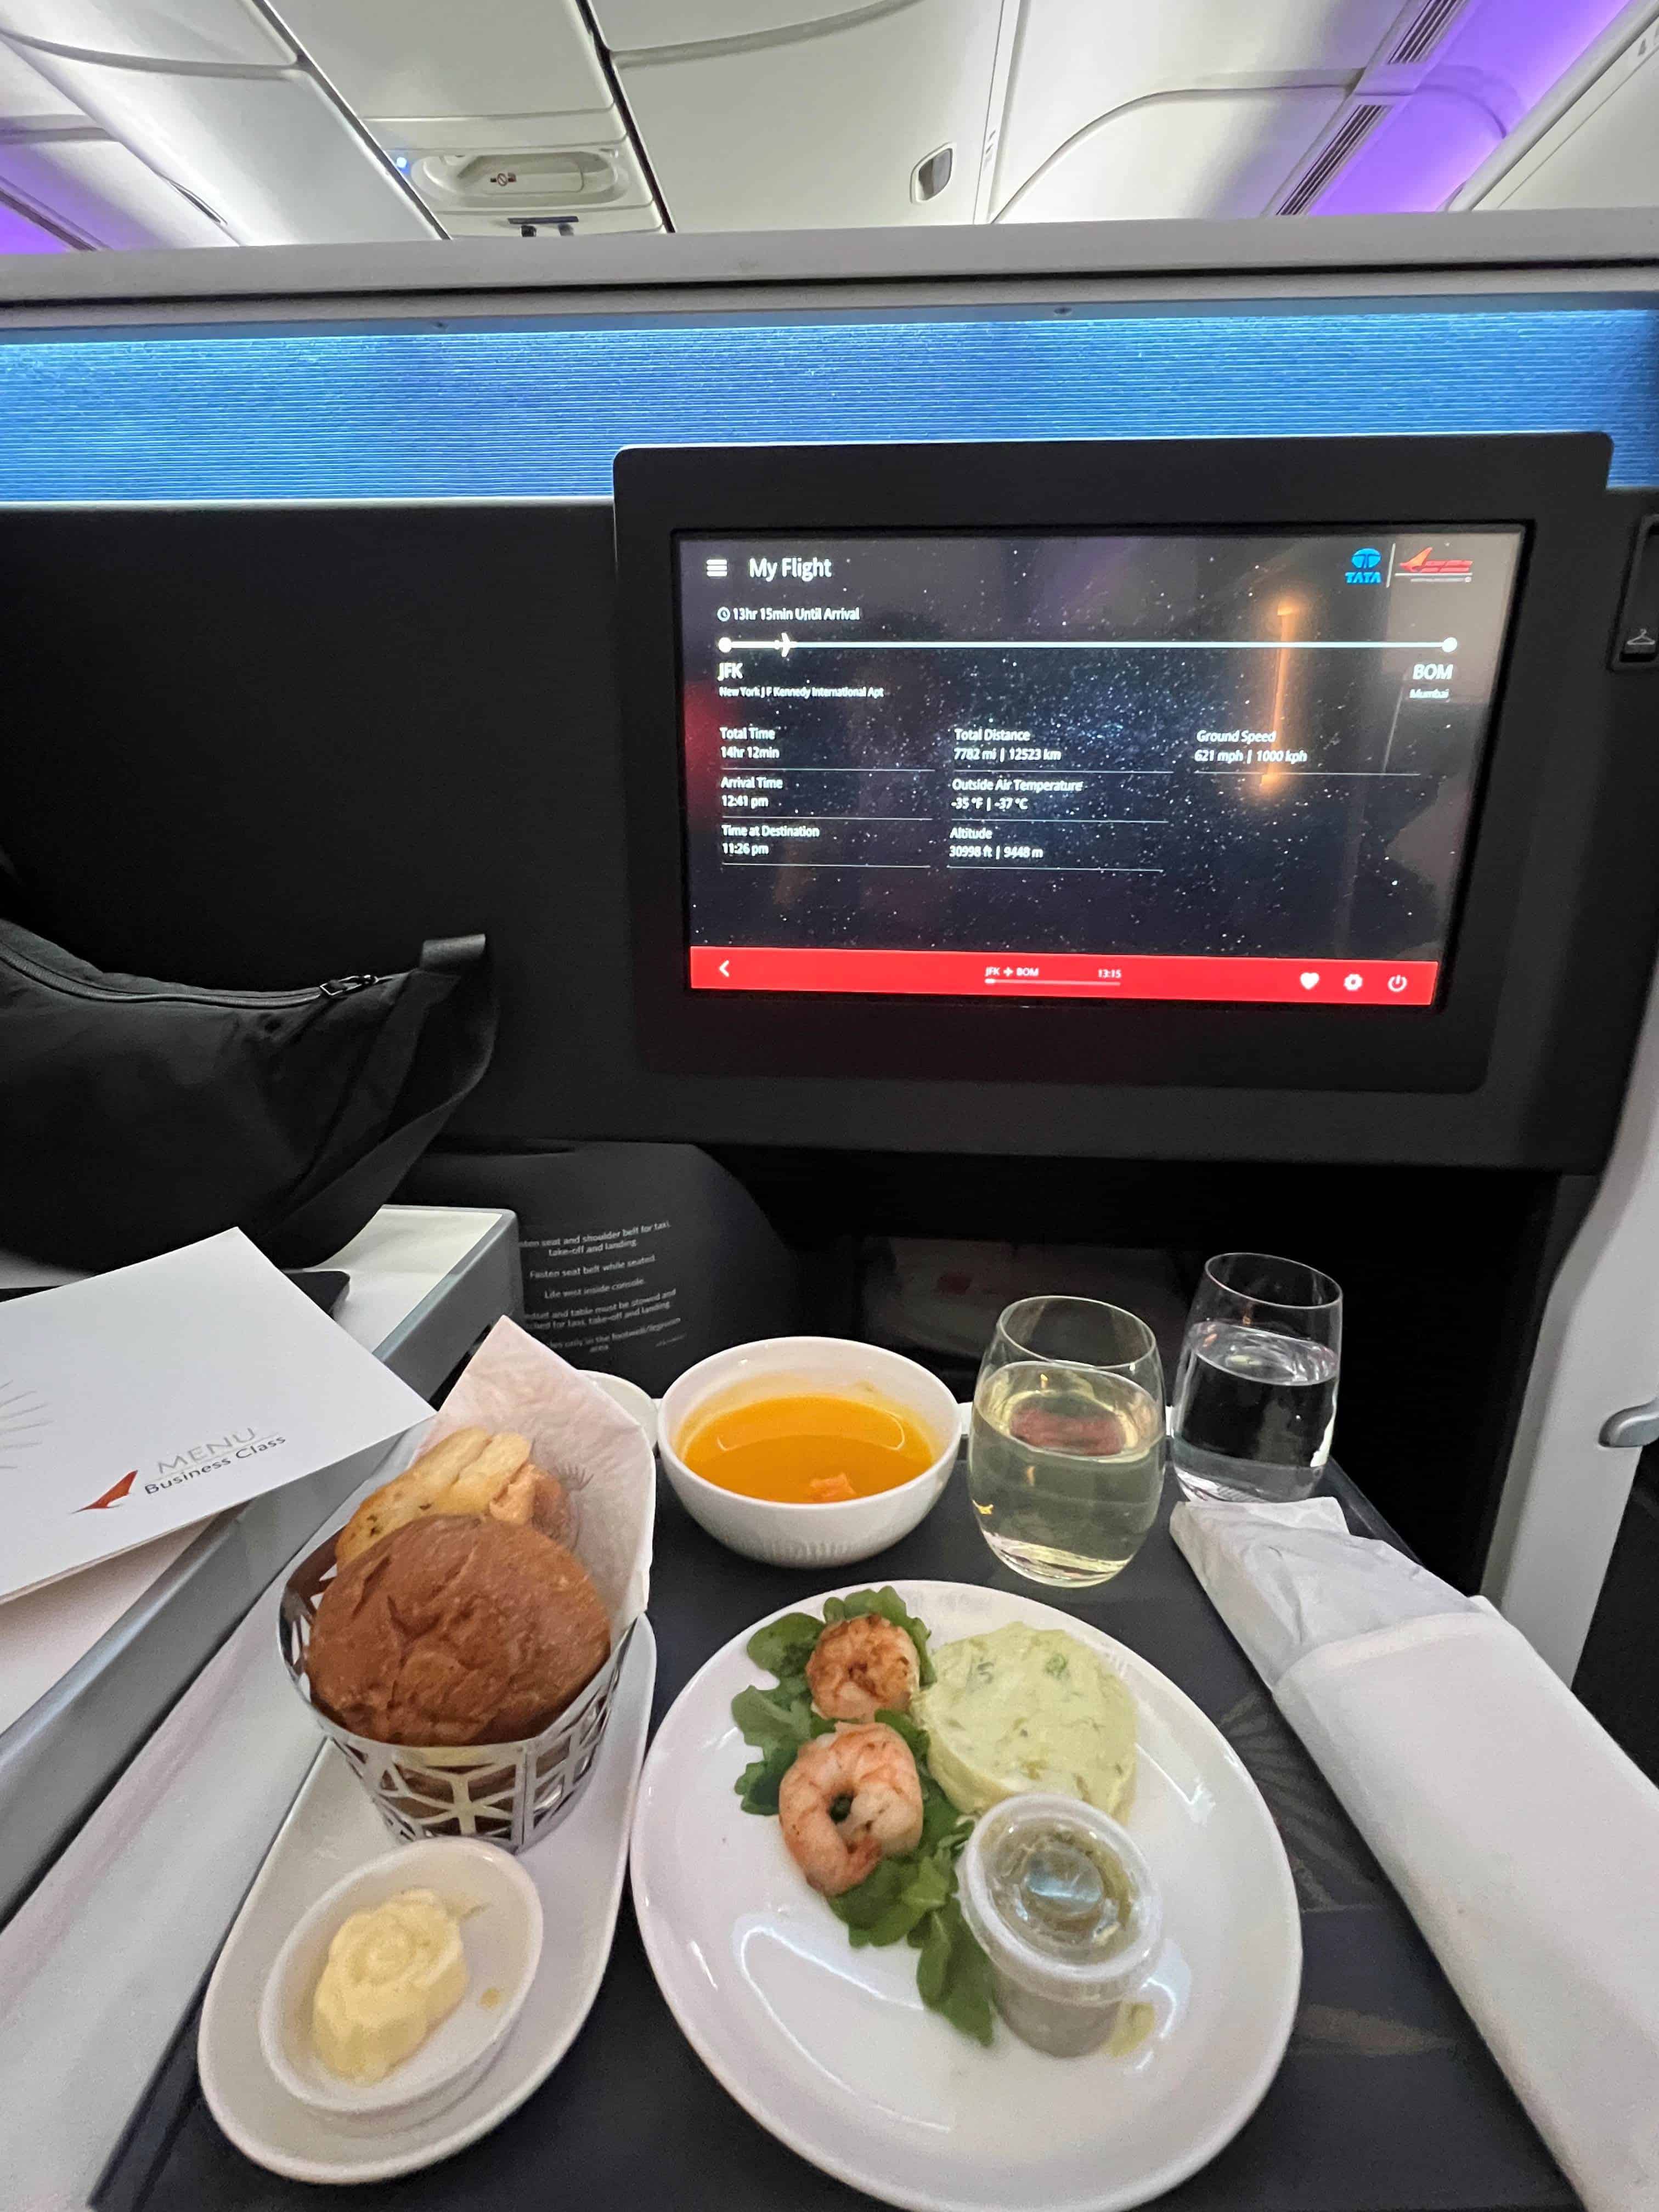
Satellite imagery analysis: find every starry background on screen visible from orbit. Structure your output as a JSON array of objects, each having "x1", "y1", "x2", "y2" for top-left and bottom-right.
[{"x1": 678, "y1": 529, "x2": 1520, "y2": 962}]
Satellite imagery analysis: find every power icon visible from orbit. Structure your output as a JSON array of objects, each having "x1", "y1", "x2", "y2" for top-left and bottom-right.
[{"x1": 1387, "y1": 974, "x2": 1408, "y2": 994}]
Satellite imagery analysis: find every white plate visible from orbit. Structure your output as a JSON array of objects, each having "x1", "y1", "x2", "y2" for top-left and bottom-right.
[
  {"x1": 200, "y1": 1618, "x2": 656, "y2": 2184},
  {"x1": 631, "y1": 1583, "x2": 1299, "y2": 2212}
]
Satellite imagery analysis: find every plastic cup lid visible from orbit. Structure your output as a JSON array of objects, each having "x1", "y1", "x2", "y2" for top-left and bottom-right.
[{"x1": 958, "y1": 1792, "x2": 1163, "y2": 2004}]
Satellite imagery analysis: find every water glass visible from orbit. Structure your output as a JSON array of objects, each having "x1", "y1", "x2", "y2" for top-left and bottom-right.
[
  {"x1": 1169, "y1": 1252, "x2": 1342, "y2": 1504},
  {"x1": 968, "y1": 1295, "x2": 1165, "y2": 1589}
]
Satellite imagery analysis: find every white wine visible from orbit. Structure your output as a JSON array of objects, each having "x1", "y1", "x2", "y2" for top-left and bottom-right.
[{"x1": 968, "y1": 1362, "x2": 1165, "y2": 1588}]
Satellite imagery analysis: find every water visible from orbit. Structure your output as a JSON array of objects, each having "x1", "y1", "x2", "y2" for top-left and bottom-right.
[
  {"x1": 968, "y1": 1363, "x2": 1164, "y2": 1587},
  {"x1": 1170, "y1": 1322, "x2": 1339, "y2": 1503}
]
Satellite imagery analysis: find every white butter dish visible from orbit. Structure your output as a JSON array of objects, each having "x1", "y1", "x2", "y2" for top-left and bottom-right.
[{"x1": 258, "y1": 1838, "x2": 541, "y2": 2125}]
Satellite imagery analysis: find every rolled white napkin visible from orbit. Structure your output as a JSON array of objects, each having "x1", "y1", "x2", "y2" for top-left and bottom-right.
[
  {"x1": 1167, "y1": 1496, "x2": 1475, "y2": 1685},
  {"x1": 1172, "y1": 1494, "x2": 1659, "y2": 2212}
]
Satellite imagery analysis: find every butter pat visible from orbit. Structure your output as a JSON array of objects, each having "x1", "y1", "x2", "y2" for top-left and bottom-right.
[
  {"x1": 914, "y1": 1624, "x2": 1136, "y2": 1818},
  {"x1": 311, "y1": 1887, "x2": 469, "y2": 2084}
]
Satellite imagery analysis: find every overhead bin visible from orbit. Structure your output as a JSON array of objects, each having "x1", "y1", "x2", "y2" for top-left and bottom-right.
[
  {"x1": 612, "y1": 0, "x2": 1001, "y2": 229},
  {"x1": 997, "y1": 85, "x2": 1350, "y2": 223},
  {"x1": 270, "y1": 0, "x2": 611, "y2": 123},
  {"x1": 0, "y1": 134, "x2": 230, "y2": 245},
  {"x1": 0, "y1": 32, "x2": 228, "y2": 246},
  {"x1": 1477, "y1": 24, "x2": 1659, "y2": 211},
  {"x1": 0, "y1": 35, "x2": 79, "y2": 116},
  {"x1": 590, "y1": 0, "x2": 886, "y2": 48},
  {"x1": 0, "y1": 0, "x2": 292, "y2": 66},
  {"x1": 986, "y1": 0, "x2": 1424, "y2": 219},
  {"x1": 0, "y1": 44, "x2": 436, "y2": 242}
]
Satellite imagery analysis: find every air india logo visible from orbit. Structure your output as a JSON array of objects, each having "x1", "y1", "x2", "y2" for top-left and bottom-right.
[
  {"x1": 1397, "y1": 547, "x2": 1473, "y2": 582},
  {"x1": 80, "y1": 1470, "x2": 138, "y2": 1511}
]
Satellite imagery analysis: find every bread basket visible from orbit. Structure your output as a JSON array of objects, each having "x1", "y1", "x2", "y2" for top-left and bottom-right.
[
  {"x1": 277, "y1": 1319, "x2": 655, "y2": 1853},
  {"x1": 280, "y1": 1530, "x2": 635, "y2": 1851}
]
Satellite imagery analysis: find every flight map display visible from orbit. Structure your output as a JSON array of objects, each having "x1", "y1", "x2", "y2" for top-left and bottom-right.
[{"x1": 677, "y1": 527, "x2": 1523, "y2": 1006}]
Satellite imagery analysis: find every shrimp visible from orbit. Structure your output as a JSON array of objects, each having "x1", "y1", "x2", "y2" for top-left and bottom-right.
[
  {"x1": 805, "y1": 1613, "x2": 921, "y2": 1722},
  {"x1": 777, "y1": 1722, "x2": 924, "y2": 1896}
]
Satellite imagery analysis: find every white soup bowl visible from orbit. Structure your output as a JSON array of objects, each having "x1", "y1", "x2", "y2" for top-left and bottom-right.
[{"x1": 658, "y1": 1335, "x2": 962, "y2": 1569}]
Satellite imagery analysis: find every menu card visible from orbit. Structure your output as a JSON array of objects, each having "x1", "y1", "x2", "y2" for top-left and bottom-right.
[{"x1": 0, "y1": 1229, "x2": 431, "y2": 1603}]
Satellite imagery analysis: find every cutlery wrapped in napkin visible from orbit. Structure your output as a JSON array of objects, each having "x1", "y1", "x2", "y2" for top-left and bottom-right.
[{"x1": 1171, "y1": 1496, "x2": 1659, "y2": 2212}]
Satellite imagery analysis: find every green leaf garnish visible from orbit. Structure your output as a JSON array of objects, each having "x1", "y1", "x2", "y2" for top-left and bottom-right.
[
  {"x1": 746, "y1": 1612, "x2": 823, "y2": 1681},
  {"x1": 732, "y1": 1591, "x2": 989, "y2": 2044},
  {"x1": 874, "y1": 1710, "x2": 970, "y2": 1854},
  {"x1": 872, "y1": 1707, "x2": 929, "y2": 1763},
  {"x1": 730, "y1": 1681, "x2": 817, "y2": 1756},
  {"x1": 730, "y1": 1682, "x2": 832, "y2": 1814},
  {"x1": 918, "y1": 1776, "x2": 974, "y2": 1856},
  {"x1": 732, "y1": 1745, "x2": 794, "y2": 1815},
  {"x1": 915, "y1": 1898, "x2": 996, "y2": 2046},
  {"x1": 827, "y1": 1845, "x2": 954, "y2": 1947}
]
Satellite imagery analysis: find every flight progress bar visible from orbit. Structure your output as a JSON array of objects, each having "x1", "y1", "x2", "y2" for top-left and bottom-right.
[{"x1": 718, "y1": 632, "x2": 1458, "y2": 656}]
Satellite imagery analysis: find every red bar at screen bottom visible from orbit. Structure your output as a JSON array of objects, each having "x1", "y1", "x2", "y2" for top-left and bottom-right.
[{"x1": 689, "y1": 947, "x2": 1440, "y2": 1005}]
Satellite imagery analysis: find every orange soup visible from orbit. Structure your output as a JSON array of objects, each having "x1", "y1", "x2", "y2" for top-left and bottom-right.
[{"x1": 676, "y1": 1387, "x2": 938, "y2": 1504}]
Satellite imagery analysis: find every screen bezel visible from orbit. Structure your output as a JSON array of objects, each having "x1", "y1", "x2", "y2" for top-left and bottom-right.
[{"x1": 615, "y1": 432, "x2": 1611, "y2": 1092}]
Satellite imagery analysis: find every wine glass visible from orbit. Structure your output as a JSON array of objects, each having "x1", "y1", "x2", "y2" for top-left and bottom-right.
[
  {"x1": 967, "y1": 1296, "x2": 1165, "y2": 1588},
  {"x1": 1169, "y1": 1252, "x2": 1342, "y2": 1503}
]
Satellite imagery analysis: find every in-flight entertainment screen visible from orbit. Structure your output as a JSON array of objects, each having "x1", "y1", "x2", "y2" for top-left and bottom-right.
[{"x1": 676, "y1": 528, "x2": 1523, "y2": 1006}]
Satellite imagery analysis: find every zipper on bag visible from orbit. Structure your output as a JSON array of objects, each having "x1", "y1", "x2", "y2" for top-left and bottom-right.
[{"x1": 0, "y1": 939, "x2": 381, "y2": 1009}]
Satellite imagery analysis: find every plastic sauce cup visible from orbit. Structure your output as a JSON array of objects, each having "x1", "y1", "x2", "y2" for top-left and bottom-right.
[{"x1": 958, "y1": 1793, "x2": 1163, "y2": 2057}]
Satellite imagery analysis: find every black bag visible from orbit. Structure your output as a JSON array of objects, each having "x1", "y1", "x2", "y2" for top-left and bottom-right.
[{"x1": 0, "y1": 919, "x2": 496, "y2": 1272}]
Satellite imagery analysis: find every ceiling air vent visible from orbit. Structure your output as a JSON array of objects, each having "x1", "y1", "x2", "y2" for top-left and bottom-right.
[
  {"x1": 1278, "y1": 103, "x2": 1390, "y2": 214},
  {"x1": 1390, "y1": 0, "x2": 1470, "y2": 66}
]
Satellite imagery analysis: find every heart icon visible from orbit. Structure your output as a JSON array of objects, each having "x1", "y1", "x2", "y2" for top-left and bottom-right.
[{"x1": 1299, "y1": 971, "x2": 1320, "y2": 990}]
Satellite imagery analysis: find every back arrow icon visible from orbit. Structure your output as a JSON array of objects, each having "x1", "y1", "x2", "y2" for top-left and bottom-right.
[{"x1": 719, "y1": 959, "x2": 731, "y2": 977}]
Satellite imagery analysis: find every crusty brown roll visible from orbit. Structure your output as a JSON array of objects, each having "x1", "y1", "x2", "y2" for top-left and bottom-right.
[{"x1": 306, "y1": 1516, "x2": 611, "y2": 1747}]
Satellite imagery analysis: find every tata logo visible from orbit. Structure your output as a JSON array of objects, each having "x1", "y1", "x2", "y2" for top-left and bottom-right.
[{"x1": 1346, "y1": 546, "x2": 1384, "y2": 586}]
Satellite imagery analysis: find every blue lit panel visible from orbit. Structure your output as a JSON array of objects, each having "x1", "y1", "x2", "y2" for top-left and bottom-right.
[{"x1": 1, "y1": 307, "x2": 1655, "y2": 501}]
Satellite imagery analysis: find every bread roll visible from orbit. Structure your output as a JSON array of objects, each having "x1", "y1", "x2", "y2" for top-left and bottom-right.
[
  {"x1": 306, "y1": 1516, "x2": 611, "y2": 1747},
  {"x1": 497, "y1": 1462, "x2": 573, "y2": 1547},
  {"x1": 442, "y1": 1430, "x2": 531, "y2": 1510},
  {"x1": 335, "y1": 1429, "x2": 489, "y2": 1564},
  {"x1": 336, "y1": 1431, "x2": 571, "y2": 1565}
]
